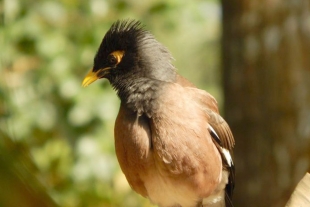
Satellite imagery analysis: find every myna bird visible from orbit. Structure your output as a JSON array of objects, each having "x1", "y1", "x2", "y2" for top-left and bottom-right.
[{"x1": 82, "y1": 20, "x2": 235, "y2": 207}]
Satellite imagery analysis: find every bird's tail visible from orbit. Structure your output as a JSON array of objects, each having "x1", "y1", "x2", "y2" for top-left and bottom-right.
[{"x1": 225, "y1": 192, "x2": 234, "y2": 207}]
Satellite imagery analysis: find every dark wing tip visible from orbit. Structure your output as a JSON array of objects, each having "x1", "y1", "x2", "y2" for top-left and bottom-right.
[{"x1": 225, "y1": 191, "x2": 234, "y2": 207}]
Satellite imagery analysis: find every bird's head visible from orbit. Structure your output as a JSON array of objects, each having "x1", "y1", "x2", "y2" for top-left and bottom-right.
[{"x1": 82, "y1": 20, "x2": 176, "y2": 88}]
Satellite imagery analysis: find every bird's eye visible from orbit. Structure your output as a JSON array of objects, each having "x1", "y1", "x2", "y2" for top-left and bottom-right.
[
  {"x1": 108, "y1": 55, "x2": 117, "y2": 65},
  {"x1": 107, "y1": 50, "x2": 124, "y2": 66}
]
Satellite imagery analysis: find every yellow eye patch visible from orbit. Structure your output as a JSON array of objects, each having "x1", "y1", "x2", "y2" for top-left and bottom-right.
[{"x1": 110, "y1": 50, "x2": 124, "y2": 64}]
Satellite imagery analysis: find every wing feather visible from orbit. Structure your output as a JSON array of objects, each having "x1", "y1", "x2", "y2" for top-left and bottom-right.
[{"x1": 176, "y1": 75, "x2": 235, "y2": 205}]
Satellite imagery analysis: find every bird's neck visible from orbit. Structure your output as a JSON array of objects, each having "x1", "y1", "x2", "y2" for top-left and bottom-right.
[{"x1": 113, "y1": 77, "x2": 164, "y2": 117}]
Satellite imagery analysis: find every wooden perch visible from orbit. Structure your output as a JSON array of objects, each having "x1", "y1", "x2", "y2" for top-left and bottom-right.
[{"x1": 286, "y1": 173, "x2": 310, "y2": 207}]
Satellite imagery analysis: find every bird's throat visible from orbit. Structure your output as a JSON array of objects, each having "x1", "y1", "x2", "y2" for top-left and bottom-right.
[{"x1": 113, "y1": 78, "x2": 163, "y2": 117}]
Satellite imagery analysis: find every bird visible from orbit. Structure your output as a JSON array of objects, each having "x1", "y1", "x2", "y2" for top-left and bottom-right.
[{"x1": 82, "y1": 20, "x2": 235, "y2": 207}]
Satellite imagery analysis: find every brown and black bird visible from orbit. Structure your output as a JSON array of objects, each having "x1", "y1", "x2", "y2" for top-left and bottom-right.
[{"x1": 82, "y1": 20, "x2": 235, "y2": 207}]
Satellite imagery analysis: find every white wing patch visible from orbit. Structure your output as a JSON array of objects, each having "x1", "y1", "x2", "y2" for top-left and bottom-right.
[
  {"x1": 208, "y1": 124, "x2": 221, "y2": 145},
  {"x1": 221, "y1": 148, "x2": 233, "y2": 167},
  {"x1": 208, "y1": 124, "x2": 233, "y2": 167}
]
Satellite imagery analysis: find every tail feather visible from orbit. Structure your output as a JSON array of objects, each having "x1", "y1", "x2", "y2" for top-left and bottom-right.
[{"x1": 225, "y1": 191, "x2": 234, "y2": 207}]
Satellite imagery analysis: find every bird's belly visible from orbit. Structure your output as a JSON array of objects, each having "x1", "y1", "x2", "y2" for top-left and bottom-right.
[
  {"x1": 115, "y1": 133, "x2": 202, "y2": 207},
  {"x1": 143, "y1": 168, "x2": 199, "y2": 207}
]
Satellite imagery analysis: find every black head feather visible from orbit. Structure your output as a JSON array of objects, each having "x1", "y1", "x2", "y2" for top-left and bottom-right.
[
  {"x1": 95, "y1": 20, "x2": 145, "y2": 64},
  {"x1": 93, "y1": 20, "x2": 176, "y2": 115},
  {"x1": 93, "y1": 19, "x2": 176, "y2": 83}
]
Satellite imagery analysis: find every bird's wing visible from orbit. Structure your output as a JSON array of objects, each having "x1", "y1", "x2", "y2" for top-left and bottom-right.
[
  {"x1": 175, "y1": 75, "x2": 219, "y2": 112},
  {"x1": 149, "y1": 83, "x2": 224, "y2": 200},
  {"x1": 176, "y1": 75, "x2": 234, "y2": 149},
  {"x1": 208, "y1": 119, "x2": 235, "y2": 205},
  {"x1": 185, "y1": 86, "x2": 235, "y2": 204},
  {"x1": 206, "y1": 108, "x2": 235, "y2": 151}
]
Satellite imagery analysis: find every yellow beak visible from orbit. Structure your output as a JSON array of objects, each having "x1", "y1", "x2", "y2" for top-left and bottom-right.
[{"x1": 82, "y1": 70, "x2": 99, "y2": 87}]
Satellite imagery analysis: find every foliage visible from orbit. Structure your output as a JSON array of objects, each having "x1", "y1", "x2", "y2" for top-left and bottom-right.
[{"x1": 1, "y1": 0, "x2": 221, "y2": 206}]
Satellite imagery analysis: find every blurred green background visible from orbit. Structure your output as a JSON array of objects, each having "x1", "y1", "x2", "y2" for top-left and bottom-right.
[{"x1": 1, "y1": 0, "x2": 221, "y2": 206}]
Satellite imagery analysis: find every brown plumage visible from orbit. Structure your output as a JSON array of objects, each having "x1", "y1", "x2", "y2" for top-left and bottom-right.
[{"x1": 82, "y1": 20, "x2": 235, "y2": 207}]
